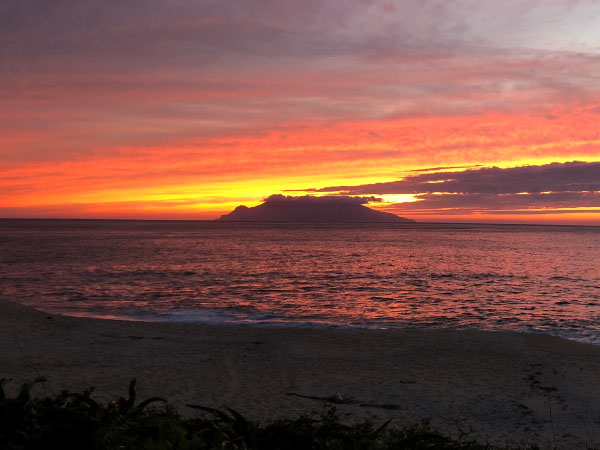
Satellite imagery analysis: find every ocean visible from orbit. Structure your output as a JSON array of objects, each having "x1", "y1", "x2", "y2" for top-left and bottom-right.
[{"x1": 1, "y1": 219, "x2": 599, "y2": 344}]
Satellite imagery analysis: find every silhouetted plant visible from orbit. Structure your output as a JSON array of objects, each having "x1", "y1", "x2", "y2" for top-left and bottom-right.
[{"x1": 0, "y1": 378, "x2": 568, "y2": 449}]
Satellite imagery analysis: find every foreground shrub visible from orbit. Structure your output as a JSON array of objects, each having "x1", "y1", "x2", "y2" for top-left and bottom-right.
[{"x1": 0, "y1": 378, "x2": 544, "y2": 449}]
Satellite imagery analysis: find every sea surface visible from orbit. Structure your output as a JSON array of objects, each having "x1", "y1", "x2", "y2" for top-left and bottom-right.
[{"x1": 1, "y1": 219, "x2": 600, "y2": 344}]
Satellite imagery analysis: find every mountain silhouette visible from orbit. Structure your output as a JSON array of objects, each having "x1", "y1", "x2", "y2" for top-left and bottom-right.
[{"x1": 218, "y1": 195, "x2": 414, "y2": 223}]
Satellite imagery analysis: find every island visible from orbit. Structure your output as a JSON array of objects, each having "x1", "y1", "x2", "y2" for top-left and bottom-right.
[{"x1": 217, "y1": 194, "x2": 414, "y2": 223}]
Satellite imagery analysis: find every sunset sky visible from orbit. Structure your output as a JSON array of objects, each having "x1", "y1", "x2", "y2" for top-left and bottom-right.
[{"x1": 2, "y1": 0, "x2": 600, "y2": 224}]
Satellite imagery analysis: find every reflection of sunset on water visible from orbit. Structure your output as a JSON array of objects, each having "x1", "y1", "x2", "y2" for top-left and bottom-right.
[{"x1": 3, "y1": 221, "x2": 599, "y2": 344}]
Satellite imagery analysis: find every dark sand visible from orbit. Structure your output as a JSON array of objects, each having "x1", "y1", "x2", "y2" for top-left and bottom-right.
[{"x1": 2, "y1": 299, "x2": 600, "y2": 449}]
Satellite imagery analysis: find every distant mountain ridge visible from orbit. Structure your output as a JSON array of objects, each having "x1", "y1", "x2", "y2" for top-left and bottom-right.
[{"x1": 218, "y1": 195, "x2": 414, "y2": 223}]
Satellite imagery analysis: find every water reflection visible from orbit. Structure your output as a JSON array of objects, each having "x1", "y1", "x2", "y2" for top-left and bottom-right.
[{"x1": 0, "y1": 220, "x2": 599, "y2": 343}]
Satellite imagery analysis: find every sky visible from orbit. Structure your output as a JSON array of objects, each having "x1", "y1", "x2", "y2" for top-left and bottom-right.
[{"x1": 1, "y1": 0, "x2": 600, "y2": 224}]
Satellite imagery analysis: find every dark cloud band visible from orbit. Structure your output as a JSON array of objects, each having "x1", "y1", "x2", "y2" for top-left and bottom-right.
[
  {"x1": 316, "y1": 161, "x2": 600, "y2": 195},
  {"x1": 265, "y1": 194, "x2": 380, "y2": 205},
  {"x1": 312, "y1": 161, "x2": 600, "y2": 213}
]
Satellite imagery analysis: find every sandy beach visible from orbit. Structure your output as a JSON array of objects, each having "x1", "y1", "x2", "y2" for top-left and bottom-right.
[{"x1": 2, "y1": 299, "x2": 600, "y2": 449}]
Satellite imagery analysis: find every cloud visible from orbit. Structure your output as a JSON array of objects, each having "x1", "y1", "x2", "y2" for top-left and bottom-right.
[
  {"x1": 407, "y1": 165, "x2": 483, "y2": 173},
  {"x1": 312, "y1": 161, "x2": 600, "y2": 213},
  {"x1": 316, "y1": 161, "x2": 600, "y2": 195},
  {"x1": 264, "y1": 194, "x2": 380, "y2": 205},
  {"x1": 2, "y1": 0, "x2": 600, "y2": 166},
  {"x1": 396, "y1": 192, "x2": 600, "y2": 211}
]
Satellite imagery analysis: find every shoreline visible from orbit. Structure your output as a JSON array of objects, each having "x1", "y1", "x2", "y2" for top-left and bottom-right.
[
  {"x1": 3, "y1": 299, "x2": 600, "y2": 449},
  {"x1": 13, "y1": 302, "x2": 600, "y2": 348}
]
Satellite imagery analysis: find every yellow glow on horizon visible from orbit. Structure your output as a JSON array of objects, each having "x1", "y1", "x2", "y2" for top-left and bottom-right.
[
  {"x1": 2, "y1": 106, "x2": 600, "y2": 223},
  {"x1": 376, "y1": 194, "x2": 421, "y2": 204}
]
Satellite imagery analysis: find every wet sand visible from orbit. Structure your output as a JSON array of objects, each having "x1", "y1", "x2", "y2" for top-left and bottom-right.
[{"x1": 2, "y1": 299, "x2": 600, "y2": 449}]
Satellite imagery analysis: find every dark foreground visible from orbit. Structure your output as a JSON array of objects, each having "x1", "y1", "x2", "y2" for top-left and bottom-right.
[
  {"x1": 1, "y1": 379, "x2": 552, "y2": 450},
  {"x1": 3, "y1": 299, "x2": 600, "y2": 449}
]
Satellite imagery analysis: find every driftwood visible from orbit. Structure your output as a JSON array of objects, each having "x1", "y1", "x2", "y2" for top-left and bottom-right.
[{"x1": 285, "y1": 392, "x2": 401, "y2": 410}]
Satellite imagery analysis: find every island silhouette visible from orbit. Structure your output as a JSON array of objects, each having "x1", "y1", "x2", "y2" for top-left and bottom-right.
[{"x1": 218, "y1": 194, "x2": 414, "y2": 223}]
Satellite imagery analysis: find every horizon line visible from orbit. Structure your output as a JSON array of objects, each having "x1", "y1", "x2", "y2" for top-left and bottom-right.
[{"x1": 1, "y1": 217, "x2": 599, "y2": 228}]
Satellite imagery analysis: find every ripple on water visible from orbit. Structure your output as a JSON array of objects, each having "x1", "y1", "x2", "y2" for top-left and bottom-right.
[{"x1": 2, "y1": 220, "x2": 600, "y2": 344}]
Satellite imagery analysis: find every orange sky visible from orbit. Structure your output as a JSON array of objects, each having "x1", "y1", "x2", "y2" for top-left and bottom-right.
[{"x1": 1, "y1": 1, "x2": 599, "y2": 224}]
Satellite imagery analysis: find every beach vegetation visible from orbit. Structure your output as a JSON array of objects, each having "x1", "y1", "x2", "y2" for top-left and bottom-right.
[{"x1": 0, "y1": 378, "x2": 555, "y2": 449}]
